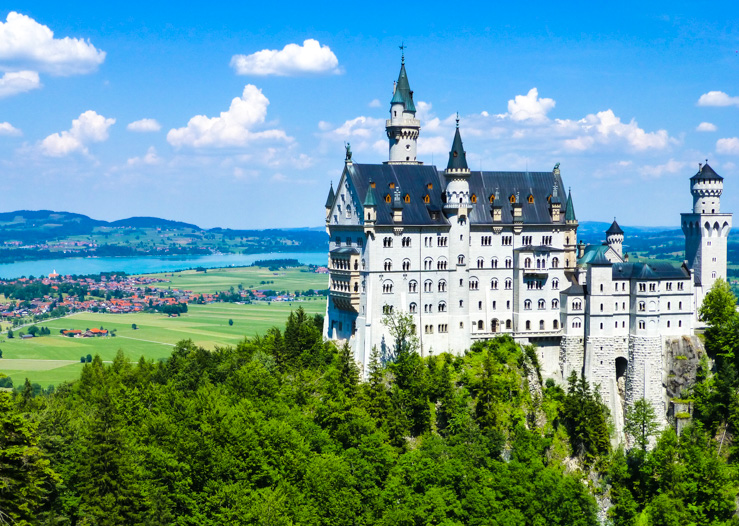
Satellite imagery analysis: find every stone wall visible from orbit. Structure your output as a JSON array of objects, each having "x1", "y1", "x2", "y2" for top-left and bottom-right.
[
  {"x1": 560, "y1": 335, "x2": 584, "y2": 381},
  {"x1": 626, "y1": 335, "x2": 666, "y2": 429}
]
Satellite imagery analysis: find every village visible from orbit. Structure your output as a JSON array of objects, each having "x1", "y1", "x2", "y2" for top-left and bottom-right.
[{"x1": 0, "y1": 266, "x2": 329, "y2": 327}]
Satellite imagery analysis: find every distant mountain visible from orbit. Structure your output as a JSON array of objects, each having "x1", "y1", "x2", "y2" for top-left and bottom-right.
[{"x1": 110, "y1": 216, "x2": 201, "y2": 231}]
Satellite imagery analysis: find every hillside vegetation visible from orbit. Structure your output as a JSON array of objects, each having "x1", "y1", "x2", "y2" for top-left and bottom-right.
[{"x1": 2, "y1": 306, "x2": 739, "y2": 525}]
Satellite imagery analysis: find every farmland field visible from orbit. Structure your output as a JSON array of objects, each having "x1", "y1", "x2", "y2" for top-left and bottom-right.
[{"x1": 0, "y1": 285, "x2": 327, "y2": 388}]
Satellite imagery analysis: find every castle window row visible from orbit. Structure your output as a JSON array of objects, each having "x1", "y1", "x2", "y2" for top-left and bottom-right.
[
  {"x1": 423, "y1": 236, "x2": 448, "y2": 247},
  {"x1": 522, "y1": 320, "x2": 559, "y2": 331},
  {"x1": 523, "y1": 299, "x2": 559, "y2": 310}
]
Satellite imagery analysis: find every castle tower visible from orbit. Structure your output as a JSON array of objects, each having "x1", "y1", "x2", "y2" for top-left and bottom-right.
[
  {"x1": 386, "y1": 51, "x2": 421, "y2": 164},
  {"x1": 681, "y1": 162, "x2": 732, "y2": 310},
  {"x1": 564, "y1": 187, "x2": 578, "y2": 269},
  {"x1": 444, "y1": 120, "x2": 471, "y2": 345},
  {"x1": 606, "y1": 218, "x2": 624, "y2": 258}
]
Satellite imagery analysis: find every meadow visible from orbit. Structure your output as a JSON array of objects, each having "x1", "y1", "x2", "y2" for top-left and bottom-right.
[{"x1": 0, "y1": 265, "x2": 328, "y2": 387}]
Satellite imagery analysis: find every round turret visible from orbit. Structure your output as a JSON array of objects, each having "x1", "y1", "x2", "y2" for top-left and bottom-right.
[
  {"x1": 691, "y1": 162, "x2": 723, "y2": 214},
  {"x1": 606, "y1": 219, "x2": 624, "y2": 258}
]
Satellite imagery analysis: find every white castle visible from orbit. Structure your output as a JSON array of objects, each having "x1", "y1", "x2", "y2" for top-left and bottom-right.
[{"x1": 323, "y1": 56, "x2": 731, "y2": 433}]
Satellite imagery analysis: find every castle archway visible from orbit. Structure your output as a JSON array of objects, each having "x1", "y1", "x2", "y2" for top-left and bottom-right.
[{"x1": 615, "y1": 357, "x2": 628, "y2": 380}]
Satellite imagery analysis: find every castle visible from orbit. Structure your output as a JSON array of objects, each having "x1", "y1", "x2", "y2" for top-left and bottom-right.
[{"x1": 323, "y1": 56, "x2": 732, "y2": 434}]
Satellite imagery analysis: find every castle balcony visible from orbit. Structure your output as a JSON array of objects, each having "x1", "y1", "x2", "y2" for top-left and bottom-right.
[
  {"x1": 386, "y1": 118, "x2": 420, "y2": 128},
  {"x1": 523, "y1": 267, "x2": 549, "y2": 276},
  {"x1": 330, "y1": 289, "x2": 360, "y2": 313}
]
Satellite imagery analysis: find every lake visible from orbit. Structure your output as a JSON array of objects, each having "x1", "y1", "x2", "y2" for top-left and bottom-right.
[{"x1": 0, "y1": 252, "x2": 328, "y2": 279}]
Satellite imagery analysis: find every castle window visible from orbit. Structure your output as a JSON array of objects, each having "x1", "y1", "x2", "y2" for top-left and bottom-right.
[
  {"x1": 600, "y1": 323, "x2": 603, "y2": 330},
  {"x1": 639, "y1": 283, "x2": 646, "y2": 292},
  {"x1": 458, "y1": 255, "x2": 465, "y2": 265},
  {"x1": 573, "y1": 300, "x2": 582, "y2": 310},
  {"x1": 524, "y1": 257, "x2": 532, "y2": 269},
  {"x1": 382, "y1": 281, "x2": 394, "y2": 294},
  {"x1": 712, "y1": 271, "x2": 717, "y2": 278},
  {"x1": 402, "y1": 259, "x2": 410, "y2": 271},
  {"x1": 408, "y1": 280, "x2": 417, "y2": 293},
  {"x1": 404, "y1": 194, "x2": 410, "y2": 203},
  {"x1": 438, "y1": 324, "x2": 448, "y2": 333},
  {"x1": 552, "y1": 257, "x2": 559, "y2": 268},
  {"x1": 553, "y1": 320, "x2": 559, "y2": 329},
  {"x1": 423, "y1": 194, "x2": 430, "y2": 203},
  {"x1": 424, "y1": 280, "x2": 432, "y2": 292},
  {"x1": 639, "y1": 320, "x2": 645, "y2": 330},
  {"x1": 667, "y1": 301, "x2": 670, "y2": 310},
  {"x1": 438, "y1": 301, "x2": 447, "y2": 312},
  {"x1": 389, "y1": 182, "x2": 395, "y2": 189},
  {"x1": 438, "y1": 280, "x2": 447, "y2": 292},
  {"x1": 679, "y1": 320, "x2": 682, "y2": 327},
  {"x1": 383, "y1": 237, "x2": 393, "y2": 248},
  {"x1": 491, "y1": 258, "x2": 498, "y2": 268},
  {"x1": 491, "y1": 279, "x2": 498, "y2": 290},
  {"x1": 572, "y1": 319, "x2": 582, "y2": 329},
  {"x1": 489, "y1": 194, "x2": 495, "y2": 203},
  {"x1": 459, "y1": 300, "x2": 464, "y2": 307},
  {"x1": 478, "y1": 301, "x2": 483, "y2": 310},
  {"x1": 526, "y1": 320, "x2": 531, "y2": 330},
  {"x1": 538, "y1": 299, "x2": 545, "y2": 310},
  {"x1": 667, "y1": 321, "x2": 671, "y2": 328},
  {"x1": 678, "y1": 282, "x2": 684, "y2": 290},
  {"x1": 505, "y1": 258, "x2": 512, "y2": 268},
  {"x1": 409, "y1": 302, "x2": 417, "y2": 313},
  {"x1": 477, "y1": 257, "x2": 484, "y2": 269},
  {"x1": 385, "y1": 194, "x2": 391, "y2": 203},
  {"x1": 510, "y1": 194, "x2": 516, "y2": 204},
  {"x1": 639, "y1": 301, "x2": 645, "y2": 312},
  {"x1": 370, "y1": 181, "x2": 376, "y2": 189},
  {"x1": 552, "y1": 278, "x2": 559, "y2": 290},
  {"x1": 505, "y1": 278, "x2": 512, "y2": 289},
  {"x1": 402, "y1": 236, "x2": 411, "y2": 247},
  {"x1": 427, "y1": 183, "x2": 433, "y2": 189},
  {"x1": 552, "y1": 299, "x2": 559, "y2": 309},
  {"x1": 469, "y1": 279, "x2": 479, "y2": 290},
  {"x1": 437, "y1": 258, "x2": 448, "y2": 270},
  {"x1": 524, "y1": 299, "x2": 532, "y2": 310},
  {"x1": 384, "y1": 259, "x2": 392, "y2": 271},
  {"x1": 460, "y1": 322, "x2": 464, "y2": 329},
  {"x1": 424, "y1": 257, "x2": 433, "y2": 270},
  {"x1": 471, "y1": 194, "x2": 477, "y2": 203},
  {"x1": 540, "y1": 320, "x2": 545, "y2": 330},
  {"x1": 528, "y1": 195, "x2": 534, "y2": 204}
]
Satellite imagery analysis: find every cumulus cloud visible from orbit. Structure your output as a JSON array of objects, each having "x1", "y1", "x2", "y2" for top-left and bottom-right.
[
  {"x1": 40, "y1": 110, "x2": 115, "y2": 156},
  {"x1": 0, "y1": 121, "x2": 21, "y2": 136},
  {"x1": 696, "y1": 122, "x2": 717, "y2": 132},
  {"x1": 561, "y1": 110, "x2": 671, "y2": 152},
  {"x1": 507, "y1": 88, "x2": 555, "y2": 122},
  {"x1": 127, "y1": 118, "x2": 161, "y2": 133},
  {"x1": 167, "y1": 84, "x2": 291, "y2": 148},
  {"x1": 230, "y1": 39, "x2": 340, "y2": 76},
  {"x1": 697, "y1": 91, "x2": 739, "y2": 107},
  {"x1": 0, "y1": 70, "x2": 40, "y2": 97},
  {"x1": 637, "y1": 159, "x2": 687, "y2": 179},
  {"x1": 0, "y1": 11, "x2": 105, "y2": 75},
  {"x1": 716, "y1": 137, "x2": 739, "y2": 155},
  {"x1": 127, "y1": 146, "x2": 161, "y2": 166}
]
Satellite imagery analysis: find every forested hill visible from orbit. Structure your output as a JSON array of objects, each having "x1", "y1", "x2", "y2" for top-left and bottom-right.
[{"x1": 4, "y1": 307, "x2": 738, "y2": 525}]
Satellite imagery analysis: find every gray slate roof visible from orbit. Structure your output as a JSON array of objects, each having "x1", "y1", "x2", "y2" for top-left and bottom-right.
[
  {"x1": 606, "y1": 219, "x2": 624, "y2": 236},
  {"x1": 691, "y1": 162, "x2": 723, "y2": 182},
  {"x1": 611, "y1": 262, "x2": 690, "y2": 281},
  {"x1": 447, "y1": 127, "x2": 468, "y2": 171}
]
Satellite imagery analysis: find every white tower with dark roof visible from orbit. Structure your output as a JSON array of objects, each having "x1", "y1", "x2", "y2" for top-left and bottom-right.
[
  {"x1": 681, "y1": 162, "x2": 732, "y2": 310},
  {"x1": 386, "y1": 50, "x2": 421, "y2": 164}
]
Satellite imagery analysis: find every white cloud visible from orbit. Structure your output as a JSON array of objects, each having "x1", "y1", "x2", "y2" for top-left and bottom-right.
[
  {"x1": 127, "y1": 118, "x2": 161, "y2": 133},
  {"x1": 369, "y1": 98, "x2": 382, "y2": 108},
  {"x1": 716, "y1": 137, "x2": 739, "y2": 155},
  {"x1": 230, "y1": 39, "x2": 340, "y2": 76},
  {"x1": 127, "y1": 146, "x2": 161, "y2": 166},
  {"x1": 561, "y1": 110, "x2": 670, "y2": 152},
  {"x1": 507, "y1": 88, "x2": 555, "y2": 122},
  {"x1": 167, "y1": 84, "x2": 291, "y2": 148},
  {"x1": 637, "y1": 159, "x2": 686, "y2": 179},
  {"x1": 697, "y1": 91, "x2": 739, "y2": 107},
  {"x1": 40, "y1": 110, "x2": 115, "y2": 156},
  {"x1": 0, "y1": 11, "x2": 105, "y2": 76},
  {"x1": 0, "y1": 70, "x2": 40, "y2": 97},
  {"x1": 0, "y1": 121, "x2": 21, "y2": 136},
  {"x1": 696, "y1": 122, "x2": 717, "y2": 132}
]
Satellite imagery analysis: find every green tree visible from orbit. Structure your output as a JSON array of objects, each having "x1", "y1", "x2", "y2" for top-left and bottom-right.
[
  {"x1": 228, "y1": 318, "x2": 234, "y2": 326},
  {"x1": 624, "y1": 398, "x2": 659, "y2": 452},
  {"x1": 0, "y1": 388, "x2": 59, "y2": 524},
  {"x1": 699, "y1": 278, "x2": 739, "y2": 362},
  {"x1": 7, "y1": 329, "x2": 13, "y2": 339},
  {"x1": 27, "y1": 325, "x2": 38, "y2": 337},
  {"x1": 86, "y1": 354, "x2": 93, "y2": 363}
]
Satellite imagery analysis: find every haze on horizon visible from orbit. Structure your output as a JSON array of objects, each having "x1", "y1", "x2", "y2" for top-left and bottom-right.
[{"x1": 0, "y1": 2, "x2": 737, "y2": 230}]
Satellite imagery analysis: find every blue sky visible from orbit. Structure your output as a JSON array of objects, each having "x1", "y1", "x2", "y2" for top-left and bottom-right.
[{"x1": 0, "y1": 2, "x2": 738, "y2": 229}]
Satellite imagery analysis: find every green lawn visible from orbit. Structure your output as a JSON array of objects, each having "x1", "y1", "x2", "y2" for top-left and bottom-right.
[
  {"x1": 0, "y1": 298, "x2": 326, "y2": 388},
  {"x1": 141, "y1": 265, "x2": 328, "y2": 294}
]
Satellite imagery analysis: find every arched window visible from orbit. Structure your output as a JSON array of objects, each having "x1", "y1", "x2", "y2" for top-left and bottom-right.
[
  {"x1": 438, "y1": 301, "x2": 447, "y2": 312},
  {"x1": 382, "y1": 281, "x2": 393, "y2": 294},
  {"x1": 509, "y1": 194, "x2": 516, "y2": 203},
  {"x1": 438, "y1": 280, "x2": 447, "y2": 292},
  {"x1": 408, "y1": 280, "x2": 417, "y2": 293},
  {"x1": 469, "y1": 279, "x2": 479, "y2": 290},
  {"x1": 384, "y1": 259, "x2": 392, "y2": 271},
  {"x1": 552, "y1": 257, "x2": 559, "y2": 268},
  {"x1": 491, "y1": 279, "x2": 498, "y2": 290},
  {"x1": 552, "y1": 299, "x2": 559, "y2": 309},
  {"x1": 639, "y1": 320, "x2": 645, "y2": 330},
  {"x1": 539, "y1": 320, "x2": 545, "y2": 330},
  {"x1": 528, "y1": 195, "x2": 534, "y2": 204},
  {"x1": 477, "y1": 257, "x2": 484, "y2": 269},
  {"x1": 553, "y1": 319, "x2": 559, "y2": 330},
  {"x1": 538, "y1": 299, "x2": 546, "y2": 310},
  {"x1": 424, "y1": 280, "x2": 433, "y2": 292},
  {"x1": 489, "y1": 194, "x2": 495, "y2": 203},
  {"x1": 402, "y1": 259, "x2": 411, "y2": 271},
  {"x1": 437, "y1": 258, "x2": 447, "y2": 270},
  {"x1": 573, "y1": 300, "x2": 582, "y2": 310},
  {"x1": 505, "y1": 258, "x2": 512, "y2": 268},
  {"x1": 409, "y1": 302, "x2": 417, "y2": 313},
  {"x1": 505, "y1": 278, "x2": 512, "y2": 289},
  {"x1": 525, "y1": 320, "x2": 531, "y2": 330},
  {"x1": 524, "y1": 299, "x2": 532, "y2": 310},
  {"x1": 385, "y1": 194, "x2": 391, "y2": 203},
  {"x1": 458, "y1": 255, "x2": 465, "y2": 265},
  {"x1": 552, "y1": 278, "x2": 559, "y2": 290},
  {"x1": 491, "y1": 257, "x2": 498, "y2": 268},
  {"x1": 423, "y1": 194, "x2": 430, "y2": 203},
  {"x1": 524, "y1": 257, "x2": 532, "y2": 269},
  {"x1": 404, "y1": 193, "x2": 410, "y2": 203},
  {"x1": 477, "y1": 320, "x2": 484, "y2": 330},
  {"x1": 471, "y1": 194, "x2": 477, "y2": 203},
  {"x1": 638, "y1": 301, "x2": 645, "y2": 312}
]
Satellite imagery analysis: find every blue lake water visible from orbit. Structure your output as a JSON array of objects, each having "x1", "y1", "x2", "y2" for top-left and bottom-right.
[{"x1": 0, "y1": 252, "x2": 328, "y2": 279}]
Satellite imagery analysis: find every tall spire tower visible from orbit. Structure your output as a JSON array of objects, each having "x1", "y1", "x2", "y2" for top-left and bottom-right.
[{"x1": 386, "y1": 46, "x2": 421, "y2": 164}]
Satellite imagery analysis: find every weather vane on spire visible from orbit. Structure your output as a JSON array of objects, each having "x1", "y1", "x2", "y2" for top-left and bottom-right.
[
  {"x1": 399, "y1": 42, "x2": 406, "y2": 64},
  {"x1": 456, "y1": 112, "x2": 460, "y2": 128}
]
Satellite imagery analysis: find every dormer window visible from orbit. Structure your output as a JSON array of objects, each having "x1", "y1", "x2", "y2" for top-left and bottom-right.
[
  {"x1": 471, "y1": 194, "x2": 477, "y2": 203},
  {"x1": 547, "y1": 194, "x2": 552, "y2": 202},
  {"x1": 370, "y1": 181, "x2": 376, "y2": 188},
  {"x1": 389, "y1": 182, "x2": 395, "y2": 189},
  {"x1": 509, "y1": 195, "x2": 516, "y2": 204},
  {"x1": 423, "y1": 194, "x2": 430, "y2": 204},
  {"x1": 528, "y1": 195, "x2": 534, "y2": 204},
  {"x1": 489, "y1": 194, "x2": 495, "y2": 203},
  {"x1": 453, "y1": 151, "x2": 458, "y2": 157},
  {"x1": 427, "y1": 183, "x2": 433, "y2": 189},
  {"x1": 404, "y1": 194, "x2": 410, "y2": 203},
  {"x1": 385, "y1": 194, "x2": 391, "y2": 203}
]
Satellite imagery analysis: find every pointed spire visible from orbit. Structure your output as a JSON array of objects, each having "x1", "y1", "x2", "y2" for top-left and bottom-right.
[
  {"x1": 446, "y1": 124, "x2": 468, "y2": 171},
  {"x1": 565, "y1": 187, "x2": 576, "y2": 222},
  {"x1": 606, "y1": 218, "x2": 624, "y2": 236},
  {"x1": 390, "y1": 55, "x2": 416, "y2": 113},
  {"x1": 325, "y1": 182, "x2": 335, "y2": 208},
  {"x1": 363, "y1": 182, "x2": 377, "y2": 207}
]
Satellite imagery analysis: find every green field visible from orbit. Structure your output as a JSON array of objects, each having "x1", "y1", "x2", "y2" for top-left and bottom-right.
[
  {"x1": 0, "y1": 297, "x2": 326, "y2": 388},
  {"x1": 141, "y1": 265, "x2": 328, "y2": 294}
]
